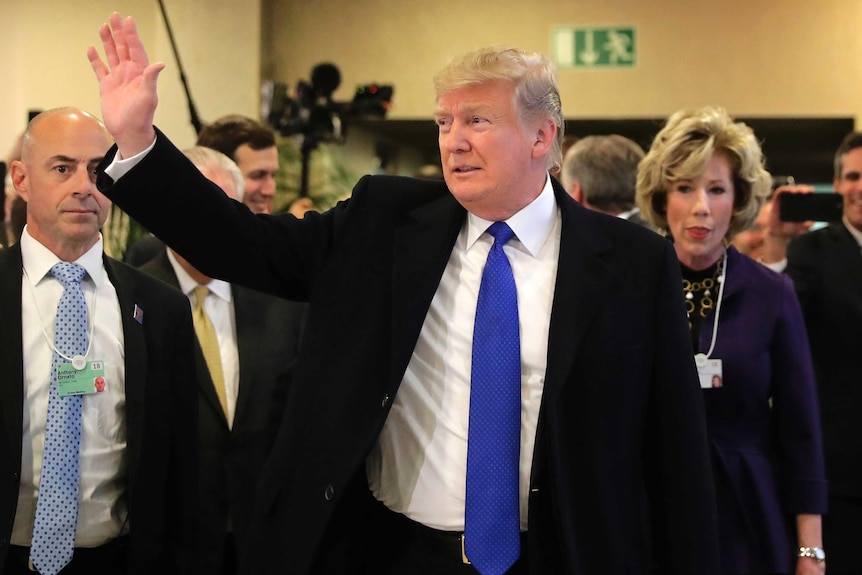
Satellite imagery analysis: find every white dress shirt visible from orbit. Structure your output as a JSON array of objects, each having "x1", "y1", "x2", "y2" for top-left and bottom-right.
[
  {"x1": 368, "y1": 176, "x2": 560, "y2": 532},
  {"x1": 166, "y1": 250, "x2": 240, "y2": 427},
  {"x1": 13, "y1": 228, "x2": 128, "y2": 547}
]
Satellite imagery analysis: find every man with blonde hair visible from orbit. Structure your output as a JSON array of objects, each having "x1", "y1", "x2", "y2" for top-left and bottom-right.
[{"x1": 88, "y1": 13, "x2": 718, "y2": 575}]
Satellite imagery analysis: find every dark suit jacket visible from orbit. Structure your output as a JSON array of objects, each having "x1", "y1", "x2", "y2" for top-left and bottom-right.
[
  {"x1": 697, "y1": 247, "x2": 827, "y2": 573},
  {"x1": 138, "y1": 249, "x2": 307, "y2": 573},
  {"x1": 0, "y1": 243, "x2": 197, "y2": 575},
  {"x1": 787, "y1": 223, "x2": 862, "y2": 497},
  {"x1": 97, "y1": 131, "x2": 720, "y2": 575}
]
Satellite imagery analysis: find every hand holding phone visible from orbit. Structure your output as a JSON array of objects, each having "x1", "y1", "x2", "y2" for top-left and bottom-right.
[{"x1": 778, "y1": 191, "x2": 843, "y2": 222}]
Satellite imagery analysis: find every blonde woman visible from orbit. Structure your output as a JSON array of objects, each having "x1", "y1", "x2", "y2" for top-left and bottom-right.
[{"x1": 637, "y1": 106, "x2": 827, "y2": 575}]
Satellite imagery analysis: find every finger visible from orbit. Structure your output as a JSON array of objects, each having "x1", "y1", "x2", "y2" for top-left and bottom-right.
[
  {"x1": 86, "y1": 45, "x2": 109, "y2": 80},
  {"x1": 142, "y1": 62, "x2": 166, "y2": 89},
  {"x1": 99, "y1": 22, "x2": 120, "y2": 69},
  {"x1": 112, "y1": 13, "x2": 130, "y2": 64},
  {"x1": 124, "y1": 16, "x2": 151, "y2": 67}
]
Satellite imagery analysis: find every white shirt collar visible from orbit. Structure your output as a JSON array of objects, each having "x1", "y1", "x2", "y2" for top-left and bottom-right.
[
  {"x1": 843, "y1": 216, "x2": 862, "y2": 249},
  {"x1": 166, "y1": 249, "x2": 232, "y2": 303},
  {"x1": 465, "y1": 174, "x2": 557, "y2": 256},
  {"x1": 20, "y1": 226, "x2": 107, "y2": 287},
  {"x1": 617, "y1": 206, "x2": 640, "y2": 221}
]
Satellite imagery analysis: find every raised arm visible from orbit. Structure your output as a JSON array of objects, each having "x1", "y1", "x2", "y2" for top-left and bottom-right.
[{"x1": 86, "y1": 12, "x2": 164, "y2": 158}]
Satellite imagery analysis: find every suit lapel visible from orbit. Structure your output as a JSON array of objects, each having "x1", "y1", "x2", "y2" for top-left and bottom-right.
[
  {"x1": 713, "y1": 247, "x2": 752, "y2": 300},
  {"x1": 144, "y1": 252, "x2": 228, "y2": 428},
  {"x1": 232, "y1": 285, "x2": 261, "y2": 432},
  {"x1": 543, "y1": 186, "x2": 615, "y2": 400},
  {"x1": 104, "y1": 257, "x2": 147, "y2": 483},
  {"x1": 390, "y1": 194, "x2": 465, "y2": 388},
  {"x1": 829, "y1": 224, "x2": 862, "y2": 288},
  {"x1": 0, "y1": 246, "x2": 24, "y2": 471}
]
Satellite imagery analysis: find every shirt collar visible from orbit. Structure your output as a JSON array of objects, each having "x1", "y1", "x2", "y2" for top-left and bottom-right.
[
  {"x1": 20, "y1": 226, "x2": 107, "y2": 288},
  {"x1": 618, "y1": 206, "x2": 640, "y2": 220},
  {"x1": 465, "y1": 174, "x2": 557, "y2": 256},
  {"x1": 166, "y1": 249, "x2": 232, "y2": 303},
  {"x1": 842, "y1": 216, "x2": 862, "y2": 249}
]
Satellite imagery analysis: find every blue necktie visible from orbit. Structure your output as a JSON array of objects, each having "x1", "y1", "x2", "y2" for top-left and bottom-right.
[
  {"x1": 31, "y1": 262, "x2": 87, "y2": 575},
  {"x1": 465, "y1": 222, "x2": 521, "y2": 575}
]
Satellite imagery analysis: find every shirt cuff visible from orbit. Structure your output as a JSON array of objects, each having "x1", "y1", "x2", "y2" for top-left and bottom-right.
[{"x1": 103, "y1": 137, "x2": 157, "y2": 182}]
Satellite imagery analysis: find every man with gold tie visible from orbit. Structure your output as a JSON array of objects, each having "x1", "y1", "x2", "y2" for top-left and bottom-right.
[{"x1": 136, "y1": 145, "x2": 306, "y2": 575}]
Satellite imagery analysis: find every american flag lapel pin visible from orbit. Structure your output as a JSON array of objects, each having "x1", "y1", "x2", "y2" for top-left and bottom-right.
[{"x1": 133, "y1": 304, "x2": 144, "y2": 324}]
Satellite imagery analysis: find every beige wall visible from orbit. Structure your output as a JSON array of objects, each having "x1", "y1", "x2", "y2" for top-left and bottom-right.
[
  {"x1": 2, "y1": 0, "x2": 261, "y2": 163},
  {"x1": 262, "y1": 0, "x2": 861, "y2": 121},
  {"x1": 4, "y1": 1, "x2": 860, "y2": 172}
]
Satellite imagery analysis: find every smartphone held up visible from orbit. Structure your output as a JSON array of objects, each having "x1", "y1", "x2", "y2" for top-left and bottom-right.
[{"x1": 778, "y1": 192, "x2": 843, "y2": 223}]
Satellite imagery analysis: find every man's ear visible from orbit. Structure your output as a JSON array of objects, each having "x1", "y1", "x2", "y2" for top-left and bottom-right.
[
  {"x1": 531, "y1": 118, "x2": 557, "y2": 159},
  {"x1": 10, "y1": 160, "x2": 29, "y2": 202},
  {"x1": 569, "y1": 181, "x2": 584, "y2": 204}
]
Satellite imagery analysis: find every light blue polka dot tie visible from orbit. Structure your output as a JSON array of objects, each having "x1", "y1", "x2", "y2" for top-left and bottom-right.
[
  {"x1": 465, "y1": 222, "x2": 521, "y2": 575},
  {"x1": 31, "y1": 262, "x2": 87, "y2": 575}
]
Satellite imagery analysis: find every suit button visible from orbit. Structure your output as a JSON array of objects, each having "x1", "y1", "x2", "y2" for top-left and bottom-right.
[
  {"x1": 12, "y1": 471, "x2": 18, "y2": 484},
  {"x1": 381, "y1": 394, "x2": 390, "y2": 408},
  {"x1": 0, "y1": 536, "x2": 7, "y2": 549},
  {"x1": 324, "y1": 484, "x2": 335, "y2": 501}
]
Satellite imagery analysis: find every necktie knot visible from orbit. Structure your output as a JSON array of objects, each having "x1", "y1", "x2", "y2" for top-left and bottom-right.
[
  {"x1": 193, "y1": 285, "x2": 209, "y2": 312},
  {"x1": 50, "y1": 262, "x2": 86, "y2": 287},
  {"x1": 487, "y1": 221, "x2": 514, "y2": 246}
]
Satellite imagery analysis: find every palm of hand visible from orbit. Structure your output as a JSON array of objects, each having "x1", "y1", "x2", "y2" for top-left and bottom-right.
[
  {"x1": 88, "y1": 14, "x2": 164, "y2": 152},
  {"x1": 99, "y1": 58, "x2": 159, "y2": 138}
]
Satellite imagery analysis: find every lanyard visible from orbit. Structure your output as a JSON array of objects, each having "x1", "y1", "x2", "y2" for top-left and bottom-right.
[
  {"x1": 23, "y1": 266, "x2": 97, "y2": 369},
  {"x1": 694, "y1": 251, "x2": 727, "y2": 367}
]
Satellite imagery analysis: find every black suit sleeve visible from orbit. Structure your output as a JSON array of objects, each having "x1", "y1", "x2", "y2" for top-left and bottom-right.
[{"x1": 643, "y1": 241, "x2": 720, "y2": 574}]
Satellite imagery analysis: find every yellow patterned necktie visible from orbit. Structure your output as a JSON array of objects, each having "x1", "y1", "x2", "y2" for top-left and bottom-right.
[{"x1": 193, "y1": 285, "x2": 228, "y2": 418}]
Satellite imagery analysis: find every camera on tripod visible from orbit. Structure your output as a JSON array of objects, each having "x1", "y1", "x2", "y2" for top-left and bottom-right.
[{"x1": 265, "y1": 63, "x2": 393, "y2": 147}]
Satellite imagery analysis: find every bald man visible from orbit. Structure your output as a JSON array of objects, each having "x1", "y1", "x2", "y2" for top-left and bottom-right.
[{"x1": 0, "y1": 107, "x2": 198, "y2": 575}]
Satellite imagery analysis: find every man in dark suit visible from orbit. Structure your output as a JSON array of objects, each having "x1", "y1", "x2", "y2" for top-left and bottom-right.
[
  {"x1": 0, "y1": 107, "x2": 197, "y2": 574},
  {"x1": 786, "y1": 131, "x2": 862, "y2": 575},
  {"x1": 88, "y1": 13, "x2": 719, "y2": 575},
  {"x1": 560, "y1": 134, "x2": 649, "y2": 227},
  {"x1": 138, "y1": 145, "x2": 307, "y2": 575}
]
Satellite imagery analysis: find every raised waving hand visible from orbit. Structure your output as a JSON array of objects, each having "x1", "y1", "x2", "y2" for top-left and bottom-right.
[{"x1": 87, "y1": 12, "x2": 165, "y2": 158}]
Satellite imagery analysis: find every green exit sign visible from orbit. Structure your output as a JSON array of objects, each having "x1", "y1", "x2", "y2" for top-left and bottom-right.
[{"x1": 552, "y1": 27, "x2": 636, "y2": 68}]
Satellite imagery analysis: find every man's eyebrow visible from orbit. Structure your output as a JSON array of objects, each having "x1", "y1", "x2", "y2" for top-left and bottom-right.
[
  {"x1": 47, "y1": 154, "x2": 78, "y2": 163},
  {"x1": 433, "y1": 104, "x2": 488, "y2": 117},
  {"x1": 46, "y1": 154, "x2": 106, "y2": 164}
]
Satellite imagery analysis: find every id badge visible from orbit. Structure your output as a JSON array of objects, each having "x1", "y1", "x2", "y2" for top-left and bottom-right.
[
  {"x1": 57, "y1": 360, "x2": 107, "y2": 397},
  {"x1": 695, "y1": 355, "x2": 723, "y2": 389}
]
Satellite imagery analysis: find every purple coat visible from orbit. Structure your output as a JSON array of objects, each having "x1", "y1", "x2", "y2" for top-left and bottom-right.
[{"x1": 696, "y1": 247, "x2": 827, "y2": 573}]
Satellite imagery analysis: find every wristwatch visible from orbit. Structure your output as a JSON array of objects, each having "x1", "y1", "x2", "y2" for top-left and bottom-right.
[{"x1": 798, "y1": 547, "x2": 826, "y2": 562}]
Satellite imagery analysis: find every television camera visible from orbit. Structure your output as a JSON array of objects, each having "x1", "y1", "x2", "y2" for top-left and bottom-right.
[
  {"x1": 264, "y1": 63, "x2": 393, "y2": 197},
  {"x1": 266, "y1": 63, "x2": 393, "y2": 143}
]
